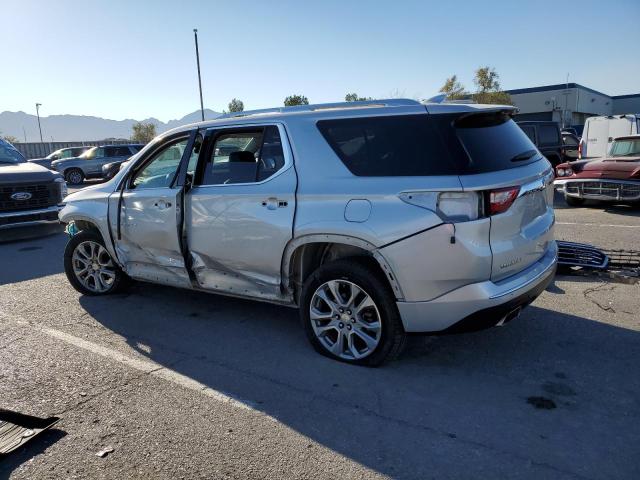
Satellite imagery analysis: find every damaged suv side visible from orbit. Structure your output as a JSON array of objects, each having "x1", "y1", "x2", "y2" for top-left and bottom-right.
[{"x1": 60, "y1": 99, "x2": 557, "y2": 366}]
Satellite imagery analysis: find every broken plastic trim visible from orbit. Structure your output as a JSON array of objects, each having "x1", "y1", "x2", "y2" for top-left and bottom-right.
[
  {"x1": 0, "y1": 409, "x2": 60, "y2": 457},
  {"x1": 65, "y1": 221, "x2": 79, "y2": 237},
  {"x1": 557, "y1": 241, "x2": 609, "y2": 269}
]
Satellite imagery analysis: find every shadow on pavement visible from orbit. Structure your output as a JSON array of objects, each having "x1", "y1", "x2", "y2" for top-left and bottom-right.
[
  {"x1": 0, "y1": 230, "x2": 67, "y2": 285},
  {"x1": 78, "y1": 283, "x2": 640, "y2": 479}
]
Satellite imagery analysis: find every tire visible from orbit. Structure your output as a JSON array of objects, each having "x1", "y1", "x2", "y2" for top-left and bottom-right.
[
  {"x1": 300, "y1": 259, "x2": 406, "y2": 366},
  {"x1": 564, "y1": 195, "x2": 585, "y2": 207},
  {"x1": 65, "y1": 168, "x2": 84, "y2": 185},
  {"x1": 64, "y1": 230, "x2": 130, "y2": 296}
]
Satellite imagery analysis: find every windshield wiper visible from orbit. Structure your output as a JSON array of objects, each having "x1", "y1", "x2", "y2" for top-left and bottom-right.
[{"x1": 510, "y1": 150, "x2": 538, "y2": 162}]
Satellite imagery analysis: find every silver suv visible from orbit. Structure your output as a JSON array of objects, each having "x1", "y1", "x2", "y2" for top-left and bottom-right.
[
  {"x1": 51, "y1": 144, "x2": 144, "y2": 185},
  {"x1": 59, "y1": 99, "x2": 557, "y2": 366}
]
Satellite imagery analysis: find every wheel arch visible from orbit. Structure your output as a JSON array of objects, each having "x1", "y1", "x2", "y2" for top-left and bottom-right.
[{"x1": 282, "y1": 234, "x2": 403, "y2": 305}]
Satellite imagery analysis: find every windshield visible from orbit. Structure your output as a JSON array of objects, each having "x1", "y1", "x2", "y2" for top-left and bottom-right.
[
  {"x1": 0, "y1": 144, "x2": 26, "y2": 164},
  {"x1": 79, "y1": 147, "x2": 98, "y2": 159},
  {"x1": 610, "y1": 139, "x2": 640, "y2": 157},
  {"x1": 46, "y1": 149, "x2": 63, "y2": 159}
]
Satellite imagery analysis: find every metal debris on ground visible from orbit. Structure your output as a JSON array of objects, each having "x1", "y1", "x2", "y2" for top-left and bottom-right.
[
  {"x1": 96, "y1": 446, "x2": 114, "y2": 458},
  {"x1": 0, "y1": 409, "x2": 60, "y2": 457},
  {"x1": 557, "y1": 241, "x2": 640, "y2": 284},
  {"x1": 557, "y1": 241, "x2": 609, "y2": 269}
]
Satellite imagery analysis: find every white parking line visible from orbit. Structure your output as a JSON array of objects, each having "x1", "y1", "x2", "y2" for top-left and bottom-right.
[
  {"x1": 2, "y1": 313, "x2": 257, "y2": 412},
  {"x1": 557, "y1": 222, "x2": 640, "y2": 228}
]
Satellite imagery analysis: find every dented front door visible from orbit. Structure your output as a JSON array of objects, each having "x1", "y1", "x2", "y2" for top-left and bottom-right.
[
  {"x1": 111, "y1": 135, "x2": 193, "y2": 287},
  {"x1": 185, "y1": 124, "x2": 296, "y2": 301}
]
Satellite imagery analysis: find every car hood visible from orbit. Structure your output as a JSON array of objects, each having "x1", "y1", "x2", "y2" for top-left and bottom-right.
[
  {"x1": 0, "y1": 161, "x2": 62, "y2": 184},
  {"x1": 51, "y1": 156, "x2": 82, "y2": 167},
  {"x1": 573, "y1": 157, "x2": 640, "y2": 180}
]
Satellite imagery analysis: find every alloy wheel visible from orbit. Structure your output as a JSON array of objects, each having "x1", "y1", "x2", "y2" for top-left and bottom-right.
[
  {"x1": 309, "y1": 279, "x2": 382, "y2": 360},
  {"x1": 71, "y1": 241, "x2": 116, "y2": 293}
]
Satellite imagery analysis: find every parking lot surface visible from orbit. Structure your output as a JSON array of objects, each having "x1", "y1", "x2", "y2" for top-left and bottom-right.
[{"x1": 1, "y1": 194, "x2": 639, "y2": 479}]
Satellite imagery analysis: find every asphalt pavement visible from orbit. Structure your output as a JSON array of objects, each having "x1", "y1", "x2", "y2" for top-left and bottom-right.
[{"x1": 1, "y1": 193, "x2": 639, "y2": 479}]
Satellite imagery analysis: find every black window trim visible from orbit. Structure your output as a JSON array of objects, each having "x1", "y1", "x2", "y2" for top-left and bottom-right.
[
  {"x1": 193, "y1": 123, "x2": 291, "y2": 188},
  {"x1": 121, "y1": 131, "x2": 194, "y2": 191}
]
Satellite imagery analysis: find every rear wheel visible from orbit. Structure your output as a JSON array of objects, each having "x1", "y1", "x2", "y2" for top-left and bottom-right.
[
  {"x1": 300, "y1": 259, "x2": 406, "y2": 366},
  {"x1": 65, "y1": 168, "x2": 84, "y2": 185},
  {"x1": 564, "y1": 195, "x2": 585, "y2": 207},
  {"x1": 64, "y1": 230, "x2": 130, "y2": 295}
]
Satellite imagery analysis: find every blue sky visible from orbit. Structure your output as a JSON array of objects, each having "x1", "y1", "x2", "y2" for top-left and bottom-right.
[{"x1": 2, "y1": 0, "x2": 639, "y2": 121}]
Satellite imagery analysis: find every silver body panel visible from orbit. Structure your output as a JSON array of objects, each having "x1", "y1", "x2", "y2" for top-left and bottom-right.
[{"x1": 60, "y1": 100, "x2": 557, "y2": 333}]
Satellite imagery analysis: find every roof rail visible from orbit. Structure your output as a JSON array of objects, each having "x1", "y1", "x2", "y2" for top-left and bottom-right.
[{"x1": 218, "y1": 98, "x2": 422, "y2": 119}]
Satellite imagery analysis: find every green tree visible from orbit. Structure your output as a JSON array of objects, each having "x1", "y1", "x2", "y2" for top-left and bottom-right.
[
  {"x1": 345, "y1": 93, "x2": 373, "y2": 102},
  {"x1": 131, "y1": 122, "x2": 156, "y2": 143},
  {"x1": 228, "y1": 98, "x2": 244, "y2": 112},
  {"x1": 1, "y1": 134, "x2": 19, "y2": 144},
  {"x1": 439, "y1": 75, "x2": 467, "y2": 100},
  {"x1": 284, "y1": 94, "x2": 309, "y2": 106},
  {"x1": 471, "y1": 67, "x2": 513, "y2": 105}
]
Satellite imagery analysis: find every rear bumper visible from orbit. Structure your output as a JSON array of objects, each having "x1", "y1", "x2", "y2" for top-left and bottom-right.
[
  {"x1": 397, "y1": 242, "x2": 557, "y2": 333},
  {"x1": 0, "y1": 205, "x2": 63, "y2": 230},
  {"x1": 554, "y1": 178, "x2": 640, "y2": 201}
]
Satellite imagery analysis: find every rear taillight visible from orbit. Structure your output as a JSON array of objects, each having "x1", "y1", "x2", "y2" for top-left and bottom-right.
[
  {"x1": 578, "y1": 141, "x2": 583, "y2": 159},
  {"x1": 398, "y1": 191, "x2": 481, "y2": 222},
  {"x1": 437, "y1": 192, "x2": 481, "y2": 221},
  {"x1": 488, "y1": 186, "x2": 520, "y2": 215}
]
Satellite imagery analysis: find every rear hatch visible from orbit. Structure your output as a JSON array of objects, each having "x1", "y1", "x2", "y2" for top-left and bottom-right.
[{"x1": 431, "y1": 109, "x2": 555, "y2": 281}]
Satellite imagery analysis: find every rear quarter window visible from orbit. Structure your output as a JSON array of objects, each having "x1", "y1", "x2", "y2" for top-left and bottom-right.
[
  {"x1": 316, "y1": 115, "x2": 459, "y2": 176},
  {"x1": 429, "y1": 112, "x2": 543, "y2": 174}
]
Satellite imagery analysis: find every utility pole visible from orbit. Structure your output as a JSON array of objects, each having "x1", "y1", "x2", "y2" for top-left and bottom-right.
[
  {"x1": 193, "y1": 29, "x2": 205, "y2": 122},
  {"x1": 22, "y1": 126, "x2": 27, "y2": 143},
  {"x1": 35, "y1": 103, "x2": 44, "y2": 143}
]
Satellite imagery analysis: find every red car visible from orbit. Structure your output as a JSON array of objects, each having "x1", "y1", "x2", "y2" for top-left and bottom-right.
[{"x1": 554, "y1": 135, "x2": 640, "y2": 206}]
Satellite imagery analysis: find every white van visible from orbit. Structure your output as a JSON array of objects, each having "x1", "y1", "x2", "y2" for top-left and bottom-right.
[{"x1": 580, "y1": 114, "x2": 640, "y2": 159}]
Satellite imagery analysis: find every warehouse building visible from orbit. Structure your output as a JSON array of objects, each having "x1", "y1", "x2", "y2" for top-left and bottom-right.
[{"x1": 505, "y1": 83, "x2": 640, "y2": 127}]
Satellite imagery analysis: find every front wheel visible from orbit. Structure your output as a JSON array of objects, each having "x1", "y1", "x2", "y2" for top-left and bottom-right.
[
  {"x1": 65, "y1": 168, "x2": 84, "y2": 185},
  {"x1": 300, "y1": 259, "x2": 406, "y2": 366},
  {"x1": 64, "y1": 230, "x2": 130, "y2": 295}
]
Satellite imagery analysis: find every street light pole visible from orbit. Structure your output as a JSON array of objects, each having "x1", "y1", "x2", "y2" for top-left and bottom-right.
[
  {"x1": 193, "y1": 29, "x2": 205, "y2": 122},
  {"x1": 35, "y1": 103, "x2": 44, "y2": 143}
]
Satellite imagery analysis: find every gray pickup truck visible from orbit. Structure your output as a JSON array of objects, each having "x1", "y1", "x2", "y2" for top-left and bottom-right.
[{"x1": 0, "y1": 139, "x2": 66, "y2": 233}]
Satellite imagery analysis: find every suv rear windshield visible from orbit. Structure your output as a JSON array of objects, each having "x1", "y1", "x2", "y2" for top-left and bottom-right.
[{"x1": 318, "y1": 112, "x2": 541, "y2": 176}]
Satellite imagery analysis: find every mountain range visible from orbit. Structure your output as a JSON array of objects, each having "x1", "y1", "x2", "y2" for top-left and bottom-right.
[{"x1": 0, "y1": 109, "x2": 222, "y2": 142}]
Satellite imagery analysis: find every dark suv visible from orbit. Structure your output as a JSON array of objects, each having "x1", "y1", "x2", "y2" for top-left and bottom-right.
[
  {"x1": 0, "y1": 139, "x2": 66, "y2": 232},
  {"x1": 517, "y1": 121, "x2": 566, "y2": 167}
]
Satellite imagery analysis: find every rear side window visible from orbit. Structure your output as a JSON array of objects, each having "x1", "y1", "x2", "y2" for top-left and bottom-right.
[
  {"x1": 433, "y1": 112, "x2": 542, "y2": 174},
  {"x1": 538, "y1": 125, "x2": 560, "y2": 146},
  {"x1": 317, "y1": 115, "x2": 458, "y2": 176}
]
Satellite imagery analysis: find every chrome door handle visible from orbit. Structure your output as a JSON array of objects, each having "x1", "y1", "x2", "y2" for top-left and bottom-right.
[
  {"x1": 154, "y1": 200, "x2": 172, "y2": 210},
  {"x1": 261, "y1": 198, "x2": 288, "y2": 210}
]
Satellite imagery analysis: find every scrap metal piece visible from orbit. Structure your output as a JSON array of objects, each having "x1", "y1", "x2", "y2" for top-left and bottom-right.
[
  {"x1": 0, "y1": 409, "x2": 60, "y2": 457},
  {"x1": 96, "y1": 446, "x2": 114, "y2": 458},
  {"x1": 557, "y1": 241, "x2": 609, "y2": 269}
]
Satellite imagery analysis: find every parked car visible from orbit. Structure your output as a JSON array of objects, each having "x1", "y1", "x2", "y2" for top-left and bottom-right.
[
  {"x1": 28, "y1": 146, "x2": 93, "y2": 170},
  {"x1": 0, "y1": 138, "x2": 67, "y2": 231},
  {"x1": 102, "y1": 158, "x2": 135, "y2": 181},
  {"x1": 561, "y1": 125, "x2": 584, "y2": 137},
  {"x1": 561, "y1": 132, "x2": 580, "y2": 161},
  {"x1": 51, "y1": 144, "x2": 144, "y2": 185},
  {"x1": 59, "y1": 99, "x2": 557, "y2": 366},
  {"x1": 516, "y1": 121, "x2": 567, "y2": 166},
  {"x1": 555, "y1": 135, "x2": 640, "y2": 206},
  {"x1": 579, "y1": 114, "x2": 640, "y2": 160}
]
